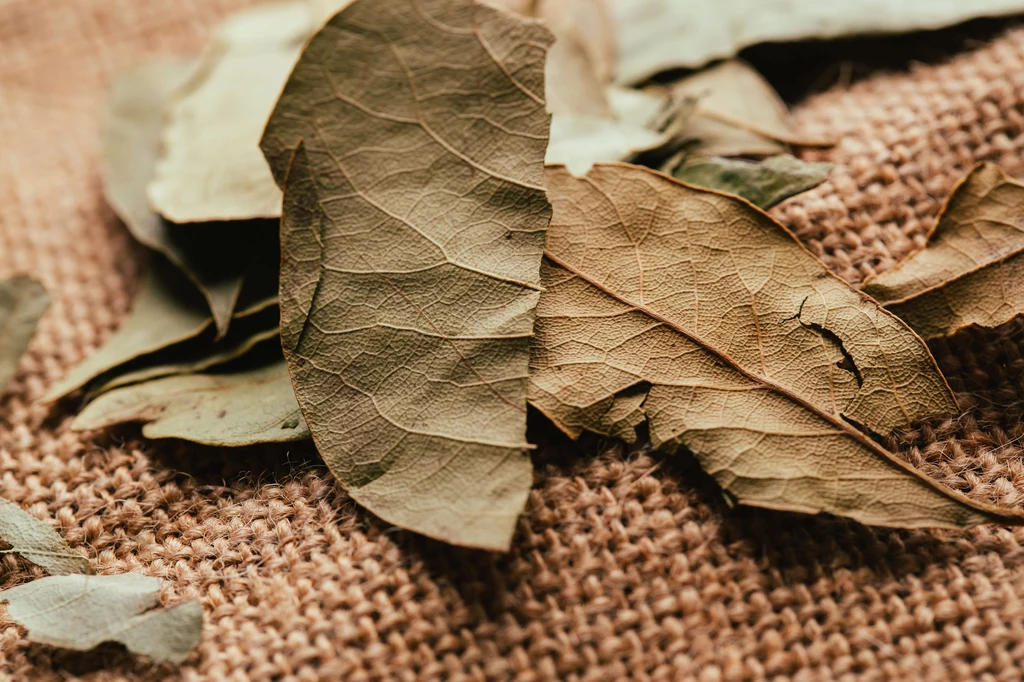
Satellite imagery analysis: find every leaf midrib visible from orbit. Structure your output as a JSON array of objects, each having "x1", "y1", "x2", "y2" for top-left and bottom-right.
[{"x1": 541, "y1": 249, "x2": 1022, "y2": 522}]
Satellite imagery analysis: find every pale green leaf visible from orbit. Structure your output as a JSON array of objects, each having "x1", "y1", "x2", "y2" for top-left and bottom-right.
[
  {"x1": 0, "y1": 573, "x2": 201, "y2": 665},
  {"x1": 42, "y1": 261, "x2": 276, "y2": 404},
  {"x1": 0, "y1": 499, "x2": 90, "y2": 576},
  {"x1": 0, "y1": 276, "x2": 48, "y2": 395},
  {"x1": 102, "y1": 59, "x2": 273, "y2": 335},
  {"x1": 73, "y1": 361, "x2": 307, "y2": 447},
  {"x1": 611, "y1": 0, "x2": 1024, "y2": 84}
]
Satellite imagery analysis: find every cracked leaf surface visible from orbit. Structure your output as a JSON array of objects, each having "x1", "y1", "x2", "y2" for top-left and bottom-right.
[
  {"x1": 525, "y1": 165, "x2": 1014, "y2": 528},
  {"x1": 261, "y1": 0, "x2": 553, "y2": 550},
  {"x1": 863, "y1": 163, "x2": 1024, "y2": 339}
]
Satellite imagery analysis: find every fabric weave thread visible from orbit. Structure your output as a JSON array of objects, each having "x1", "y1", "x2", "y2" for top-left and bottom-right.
[{"x1": 4, "y1": 1, "x2": 1024, "y2": 680}]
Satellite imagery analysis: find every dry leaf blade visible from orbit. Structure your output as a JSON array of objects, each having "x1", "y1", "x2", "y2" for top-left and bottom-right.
[
  {"x1": 528, "y1": 164, "x2": 1013, "y2": 528},
  {"x1": 0, "y1": 574, "x2": 201, "y2": 664},
  {"x1": 0, "y1": 499, "x2": 91, "y2": 575},
  {"x1": 260, "y1": 0, "x2": 554, "y2": 550}
]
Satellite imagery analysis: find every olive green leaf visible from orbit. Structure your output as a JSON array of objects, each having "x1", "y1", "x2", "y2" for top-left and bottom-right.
[
  {"x1": 611, "y1": 0, "x2": 1024, "y2": 85},
  {"x1": 529, "y1": 164, "x2": 1023, "y2": 529},
  {"x1": 260, "y1": 0, "x2": 554, "y2": 550},
  {"x1": 42, "y1": 260, "x2": 276, "y2": 404},
  {"x1": 0, "y1": 276, "x2": 48, "y2": 395},
  {"x1": 0, "y1": 499, "x2": 90, "y2": 575},
  {"x1": 73, "y1": 361, "x2": 307, "y2": 446},
  {"x1": 102, "y1": 59, "x2": 275, "y2": 335},
  {"x1": 863, "y1": 163, "x2": 1024, "y2": 339},
  {"x1": 86, "y1": 306, "x2": 280, "y2": 396},
  {"x1": 0, "y1": 573, "x2": 201, "y2": 665},
  {"x1": 673, "y1": 154, "x2": 833, "y2": 209}
]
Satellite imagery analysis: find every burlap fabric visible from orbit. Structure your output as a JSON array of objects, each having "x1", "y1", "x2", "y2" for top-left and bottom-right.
[{"x1": 4, "y1": 2, "x2": 1024, "y2": 680}]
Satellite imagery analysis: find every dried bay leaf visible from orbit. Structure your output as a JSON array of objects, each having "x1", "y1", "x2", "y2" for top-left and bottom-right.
[
  {"x1": 88, "y1": 324, "x2": 280, "y2": 397},
  {"x1": 261, "y1": 0, "x2": 554, "y2": 550},
  {"x1": 103, "y1": 60, "x2": 278, "y2": 335},
  {"x1": 148, "y1": 1, "x2": 328, "y2": 222},
  {"x1": 671, "y1": 60, "x2": 831, "y2": 154},
  {"x1": 0, "y1": 573, "x2": 201, "y2": 664},
  {"x1": 525, "y1": 165, "x2": 1020, "y2": 529},
  {"x1": 0, "y1": 499, "x2": 90, "y2": 576},
  {"x1": 673, "y1": 154, "x2": 834, "y2": 209},
  {"x1": 73, "y1": 361, "x2": 307, "y2": 446},
  {"x1": 611, "y1": 0, "x2": 1024, "y2": 85},
  {"x1": 0, "y1": 276, "x2": 48, "y2": 394},
  {"x1": 863, "y1": 164, "x2": 1024, "y2": 339},
  {"x1": 42, "y1": 260, "x2": 276, "y2": 404}
]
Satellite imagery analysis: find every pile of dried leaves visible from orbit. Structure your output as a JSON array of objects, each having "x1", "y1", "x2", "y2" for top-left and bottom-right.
[{"x1": 4, "y1": 0, "x2": 1024, "y2": 665}]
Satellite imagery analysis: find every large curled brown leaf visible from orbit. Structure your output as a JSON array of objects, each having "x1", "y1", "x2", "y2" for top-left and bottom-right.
[
  {"x1": 260, "y1": 0, "x2": 554, "y2": 550},
  {"x1": 862, "y1": 163, "x2": 1024, "y2": 339},
  {"x1": 526, "y1": 164, "x2": 1021, "y2": 529}
]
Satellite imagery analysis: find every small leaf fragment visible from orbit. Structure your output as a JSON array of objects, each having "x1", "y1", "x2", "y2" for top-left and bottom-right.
[
  {"x1": 0, "y1": 499, "x2": 91, "y2": 575},
  {"x1": 261, "y1": 0, "x2": 554, "y2": 550},
  {"x1": 0, "y1": 573, "x2": 201, "y2": 665},
  {"x1": 73, "y1": 361, "x2": 307, "y2": 446},
  {"x1": 669, "y1": 60, "x2": 831, "y2": 154},
  {"x1": 863, "y1": 163, "x2": 1024, "y2": 339},
  {"x1": 672, "y1": 154, "x2": 833, "y2": 208},
  {"x1": 530, "y1": 164, "x2": 1020, "y2": 529},
  {"x1": 0, "y1": 276, "x2": 48, "y2": 394}
]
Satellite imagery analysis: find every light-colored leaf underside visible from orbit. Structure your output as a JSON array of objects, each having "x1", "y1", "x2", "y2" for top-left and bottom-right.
[
  {"x1": 73, "y1": 361, "x2": 308, "y2": 446},
  {"x1": 528, "y1": 164, "x2": 1023, "y2": 529},
  {"x1": 102, "y1": 59, "x2": 247, "y2": 335},
  {"x1": 260, "y1": 0, "x2": 554, "y2": 550},
  {"x1": 668, "y1": 60, "x2": 831, "y2": 156},
  {"x1": 0, "y1": 573, "x2": 202, "y2": 665},
  {"x1": 611, "y1": 0, "x2": 1024, "y2": 84},
  {"x1": 0, "y1": 499, "x2": 91, "y2": 576},
  {"x1": 863, "y1": 163, "x2": 1024, "y2": 339}
]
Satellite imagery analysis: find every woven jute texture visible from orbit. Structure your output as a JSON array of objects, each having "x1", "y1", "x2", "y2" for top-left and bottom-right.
[{"x1": 5, "y1": 1, "x2": 1024, "y2": 680}]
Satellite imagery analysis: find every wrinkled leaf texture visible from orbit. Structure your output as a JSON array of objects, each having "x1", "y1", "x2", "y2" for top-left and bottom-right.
[
  {"x1": 0, "y1": 499, "x2": 91, "y2": 575},
  {"x1": 260, "y1": 0, "x2": 554, "y2": 550},
  {"x1": 529, "y1": 164, "x2": 1024, "y2": 529}
]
